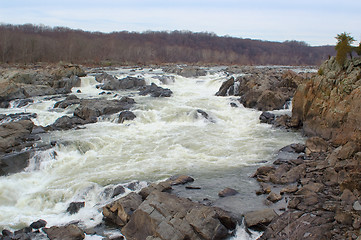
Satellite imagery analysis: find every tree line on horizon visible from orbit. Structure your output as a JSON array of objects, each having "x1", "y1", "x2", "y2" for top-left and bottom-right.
[{"x1": 0, "y1": 23, "x2": 335, "y2": 66}]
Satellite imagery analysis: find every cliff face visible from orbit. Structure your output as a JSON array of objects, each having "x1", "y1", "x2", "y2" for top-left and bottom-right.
[{"x1": 292, "y1": 57, "x2": 361, "y2": 145}]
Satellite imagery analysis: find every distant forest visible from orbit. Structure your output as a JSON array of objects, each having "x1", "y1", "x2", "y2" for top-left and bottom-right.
[{"x1": 0, "y1": 23, "x2": 334, "y2": 66}]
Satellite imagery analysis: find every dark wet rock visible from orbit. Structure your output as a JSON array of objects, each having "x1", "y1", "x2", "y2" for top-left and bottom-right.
[
  {"x1": 1, "y1": 151, "x2": 31, "y2": 176},
  {"x1": 0, "y1": 120, "x2": 34, "y2": 152},
  {"x1": 118, "y1": 111, "x2": 136, "y2": 123},
  {"x1": 12, "y1": 99, "x2": 34, "y2": 108},
  {"x1": 230, "y1": 102, "x2": 238, "y2": 107},
  {"x1": 259, "y1": 111, "x2": 275, "y2": 124},
  {"x1": 185, "y1": 186, "x2": 201, "y2": 190},
  {"x1": 103, "y1": 192, "x2": 143, "y2": 227},
  {"x1": 54, "y1": 95, "x2": 81, "y2": 109},
  {"x1": 126, "y1": 181, "x2": 140, "y2": 191},
  {"x1": 0, "y1": 100, "x2": 10, "y2": 108},
  {"x1": 74, "y1": 97, "x2": 135, "y2": 122},
  {"x1": 196, "y1": 109, "x2": 215, "y2": 122},
  {"x1": 48, "y1": 116, "x2": 93, "y2": 131},
  {"x1": 243, "y1": 209, "x2": 278, "y2": 231},
  {"x1": 30, "y1": 219, "x2": 47, "y2": 229},
  {"x1": 139, "y1": 83, "x2": 173, "y2": 97},
  {"x1": 215, "y1": 77, "x2": 235, "y2": 96},
  {"x1": 168, "y1": 175, "x2": 194, "y2": 185},
  {"x1": 67, "y1": 202, "x2": 85, "y2": 215},
  {"x1": 0, "y1": 112, "x2": 37, "y2": 122},
  {"x1": 121, "y1": 190, "x2": 237, "y2": 240},
  {"x1": 218, "y1": 187, "x2": 239, "y2": 197},
  {"x1": 43, "y1": 224, "x2": 85, "y2": 240},
  {"x1": 2, "y1": 229, "x2": 12, "y2": 237},
  {"x1": 101, "y1": 76, "x2": 146, "y2": 90},
  {"x1": 112, "y1": 185, "x2": 126, "y2": 198}
]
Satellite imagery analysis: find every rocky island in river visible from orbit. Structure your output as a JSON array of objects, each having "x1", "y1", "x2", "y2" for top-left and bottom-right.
[{"x1": 0, "y1": 58, "x2": 360, "y2": 240}]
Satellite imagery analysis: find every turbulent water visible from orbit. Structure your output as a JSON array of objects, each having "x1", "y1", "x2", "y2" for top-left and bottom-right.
[{"x1": 0, "y1": 67, "x2": 305, "y2": 239}]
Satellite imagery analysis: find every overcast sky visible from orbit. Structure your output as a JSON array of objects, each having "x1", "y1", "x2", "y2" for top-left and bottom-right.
[{"x1": 1, "y1": 0, "x2": 360, "y2": 46}]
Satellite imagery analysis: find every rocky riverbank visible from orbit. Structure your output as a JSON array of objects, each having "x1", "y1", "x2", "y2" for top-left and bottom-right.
[{"x1": 252, "y1": 57, "x2": 361, "y2": 239}]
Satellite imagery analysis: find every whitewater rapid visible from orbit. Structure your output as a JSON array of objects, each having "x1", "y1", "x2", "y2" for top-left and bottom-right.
[{"x1": 0, "y1": 67, "x2": 304, "y2": 239}]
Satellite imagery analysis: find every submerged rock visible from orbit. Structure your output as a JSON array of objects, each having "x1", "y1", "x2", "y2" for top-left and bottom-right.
[{"x1": 218, "y1": 187, "x2": 239, "y2": 197}]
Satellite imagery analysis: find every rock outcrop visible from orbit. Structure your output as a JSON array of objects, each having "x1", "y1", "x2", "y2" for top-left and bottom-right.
[
  {"x1": 216, "y1": 68, "x2": 307, "y2": 111},
  {"x1": 256, "y1": 57, "x2": 361, "y2": 239},
  {"x1": 103, "y1": 177, "x2": 238, "y2": 240},
  {"x1": 50, "y1": 96, "x2": 136, "y2": 130},
  {"x1": 0, "y1": 64, "x2": 85, "y2": 103},
  {"x1": 292, "y1": 57, "x2": 361, "y2": 145}
]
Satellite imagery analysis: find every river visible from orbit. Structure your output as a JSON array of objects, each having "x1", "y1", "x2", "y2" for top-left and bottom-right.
[{"x1": 0, "y1": 66, "x2": 305, "y2": 239}]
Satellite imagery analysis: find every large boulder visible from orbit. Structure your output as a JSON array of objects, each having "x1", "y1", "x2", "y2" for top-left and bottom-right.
[
  {"x1": 43, "y1": 224, "x2": 85, "y2": 240},
  {"x1": 292, "y1": 57, "x2": 361, "y2": 145},
  {"x1": 139, "y1": 83, "x2": 173, "y2": 97},
  {"x1": 101, "y1": 76, "x2": 146, "y2": 90},
  {"x1": 0, "y1": 120, "x2": 34, "y2": 153},
  {"x1": 48, "y1": 115, "x2": 94, "y2": 131},
  {"x1": 121, "y1": 191, "x2": 237, "y2": 240},
  {"x1": 74, "y1": 97, "x2": 135, "y2": 121},
  {"x1": 243, "y1": 209, "x2": 278, "y2": 230}
]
